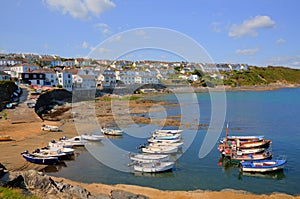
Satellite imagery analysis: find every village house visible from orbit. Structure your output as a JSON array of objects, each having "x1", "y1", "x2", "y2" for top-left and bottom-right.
[
  {"x1": 56, "y1": 70, "x2": 73, "y2": 91},
  {"x1": 20, "y1": 71, "x2": 46, "y2": 87},
  {"x1": 0, "y1": 71, "x2": 11, "y2": 80},
  {"x1": 10, "y1": 64, "x2": 40, "y2": 78},
  {"x1": 102, "y1": 68, "x2": 120, "y2": 87}
]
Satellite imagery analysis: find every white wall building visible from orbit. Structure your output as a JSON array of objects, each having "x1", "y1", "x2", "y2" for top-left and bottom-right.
[
  {"x1": 56, "y1": 71, "x2": 72, "y2": 91},
  {"x1": 10, "y1": 64, "x2": 39, "y2": 78}
]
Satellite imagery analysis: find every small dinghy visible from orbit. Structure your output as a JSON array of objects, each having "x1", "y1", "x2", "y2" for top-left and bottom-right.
[
  {"x1": 240, "y1": 159, "x2": 287, "y2": 173},
  {"x1": 133, "y1": 161, "x2": 175, "y2": 173}
]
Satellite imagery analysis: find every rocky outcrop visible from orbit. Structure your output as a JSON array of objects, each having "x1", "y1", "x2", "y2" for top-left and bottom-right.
[
  {"x1": 35, "y1": 89, "x2": 72, "y2": 119},
  {"x1": 0, "y1": 81, "x2": 18, "y2": 111},
  {"x1": 0, "y1": 169, "x2": 149, "y2": 199}
]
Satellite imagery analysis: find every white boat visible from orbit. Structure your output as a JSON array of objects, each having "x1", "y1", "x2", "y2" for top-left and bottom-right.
[
  {"x1": 41, "y1": 125, "x2": 59, "y2": 132},
  {"x1": 32, "y1": 148, "x2": 67, "y2": 159},
  {"x1": 81, "y1": 134, "x2": 104, "y2": 141},
  {"x1": 101, "y1": 128, "x2": 123, "y2": 136},
  {"x1": 141, "y1": 145, "x2": 178, "y2": 154},
  {"x1": 61, "y1": 136, "x2": 86, "y2": 147},
  {"x1": 133, "y1": 161, "x2": 175, "y2": 173},
  {"x1": 148, "y1": 137, "x2": 181, "y2": 143},
  {"x1": 236, "y1": 148, "x2": 266, "y2": 155},
  {"x1": 49, "y1": 140, "x2": 73, "y2": 148},
  {"x1": 152, "y1": 133, "x2": 181, "y2": 140},
  {"x1": 149, "y1": 141, "x2": 183, "y2": 148},
  {"x1": 130, "y1": 153, "x2": 170, "y2": 163},
  {"x1": 152, "y1": 130, "x2": 182, "y2": 137}
]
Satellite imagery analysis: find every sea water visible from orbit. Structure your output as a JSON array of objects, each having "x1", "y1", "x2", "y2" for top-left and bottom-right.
[{"x1": 47, "y1": 88, "x2": 300, "y2": 195}]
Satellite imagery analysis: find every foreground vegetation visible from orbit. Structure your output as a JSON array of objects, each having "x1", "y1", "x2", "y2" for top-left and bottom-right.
[{"x1": 0, "y1": 187, "x2": 38, "y2": 199}]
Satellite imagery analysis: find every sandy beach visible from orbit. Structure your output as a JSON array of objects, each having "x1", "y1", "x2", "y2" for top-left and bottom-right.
[{"x1": 1, "y1": 87, "x2": 299, "y2": 198}]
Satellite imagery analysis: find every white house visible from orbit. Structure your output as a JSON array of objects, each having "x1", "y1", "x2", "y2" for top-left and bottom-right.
[
  {"x1": 188, "y1": 74, "x2": 199, "y2": 82},
  {"x1": 10, "y1": 64, "x2": 40, "y2": 78},
  {"x1": 56, "y1": 71, "x2": 72, "y2": 91},
  {"x1": 102, "y1": 68, "x2": 120, "y2": 87},
  {"x1": 0, "y1": 59, "x2": 23, "y2": 66},
  {"x1": 73, "y1": 74, "x2": 96, "y2": 89}
]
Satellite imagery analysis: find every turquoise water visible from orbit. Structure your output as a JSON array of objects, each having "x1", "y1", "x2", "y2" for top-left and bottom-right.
[{"x1": 47, "y1": 88, "x2": 300, "y2": 195}]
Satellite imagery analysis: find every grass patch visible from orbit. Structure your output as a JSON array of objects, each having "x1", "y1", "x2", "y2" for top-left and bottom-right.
[{"x1": 0, "y1": 187, "x2": 39, "y2": 199}]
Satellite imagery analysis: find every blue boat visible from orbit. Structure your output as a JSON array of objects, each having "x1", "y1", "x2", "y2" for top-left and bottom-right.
[
  {"x1": 22, "y1": 153, "x2": 59, "y2": 165},
  {"x1": 240, "y1": 159, "x2": 287, "y2": 173}
]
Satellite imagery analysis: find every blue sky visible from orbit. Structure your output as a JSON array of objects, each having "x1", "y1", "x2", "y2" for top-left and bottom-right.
[{"x1": 1, "y1": 0, "x2": 300, "y2": 68}]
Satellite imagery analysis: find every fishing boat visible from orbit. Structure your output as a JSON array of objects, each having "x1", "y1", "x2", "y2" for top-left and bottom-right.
[
  {"x1": 32, "y1": 148, "x2": 68, "y2": 159},
  {"x1": 236, "y1": 147, "x2": 266, "y2": 155},
  {"x1": 101, "y1": 128, "x2": 123, "y2": 136},
  {"x1": 60, "y1": 136, "x2": 86, "y2": 147},
  {"x1": 81, "y1": 134, "x2": 104, "y2": 141},
  {"x1": 151, "y1": 130, "x2": 182, "y2": 137},
  {"x1": 44, "y1": 144, "x2": 75, "y2": 155},
  {"x1": 230, "y1": 151, "x2": 272, "y2": 162},
  {"x1": 238, "y1": 139, "x2": 271, "y2": 149},
  {"x1": 219, "y1": 135, "x2": 264, "y2": 144},
  {"x1": 0, "y1": 135, "x2": 13, "y2": 142},
  {"x1": 240, "y1": 159, "x2": 287, "y2": 173},
  {"x1": 49, "y1": 139, "x2": 73, "y2": 148},
  {"x1": 130, "y1": 153, "x2": 170, "y2": 163},
  {"x1": 41, "y1": 124, "x2": 59, "y2": 132},
  {"x1": 141, "y1": 145, "x2": 178, "y2": 154},
  {"x1": 22, "y1": 151, "x2": 59, "y2": 165},
  {"x1": 133, "y1": 161, "x2": 175, "y2": 173}
]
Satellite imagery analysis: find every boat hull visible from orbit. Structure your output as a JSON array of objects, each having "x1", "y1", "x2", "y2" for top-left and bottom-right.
[
  {"x1": 240, "y1": 160, "x2": 287, "y2": 173},
  {"x1": 22, "y1": 154, "x2": 59, "y2": 165},
  {"x1": 133, "y1": 162, "x2": 174, "y2": 173}
]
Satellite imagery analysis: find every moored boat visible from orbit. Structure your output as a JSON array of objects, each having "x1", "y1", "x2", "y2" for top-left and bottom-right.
[
  {"x1": 133, "y1": 161, "x2": 175, "y2": 173},
  {"x1": 230, "y1": 151, "x2": 272, "y2": 162},
  {"x1": 130, "y1": 153, "x2": 170, "y2": 163},
  {"x1": 141, "y1": 145, "x2": 178, "y2": 154},
  {"x1": 81, "y1": 134, "x2": 104, "y2": 141},
  {"x1": 60, "y1": 136, "x2": 86, "y2": 147},
  {"x1": 240, "y1": 159, "x2": 287, "y2": 173},
  {"x1": 101, "y1": 128, "x2": 123, "y2": 136}
]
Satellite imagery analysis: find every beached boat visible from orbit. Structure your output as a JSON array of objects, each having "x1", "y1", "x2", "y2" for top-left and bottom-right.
[
  {"x1": 32, "y1": 148, "x2": 68, "y2": 159},
  {"x1": 41, "y1": 124, "x2": 59, "y2": 132},
  {"x1": 133, "y1": 161, "x2": 175, "y2": 173},
  {"x1": 60, "y1": 136, "x2": 86, "y2": 147},
  {"x1": 101, "y1": 128, "x2": 123, "y2": 136},
  {"x1": 240, "y1": 159, "x2": 287, "y2": 173},
  {"x1": 0, "y1": 136, "x2": 13, "y2": 142},
  {"x1": 6, "y1": 103, "x2": 13, "y2": 109},
  {"x1": 22, "y1": 152, "x2": 59, "y2": 165},
  {"x1": 81, "y1": 134, "x2": 104, "y2": 141},
  {"x1": 141, "y1": 145, "x2": 178, "y2": 154},
  {"x1": 49, "y1": 140, "x2": 73, "y2": 148}
]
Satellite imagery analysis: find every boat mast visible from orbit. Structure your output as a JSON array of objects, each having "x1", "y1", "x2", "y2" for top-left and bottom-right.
[{"x1": 225, "y1": 123, "x2": 229, "y2": 146}]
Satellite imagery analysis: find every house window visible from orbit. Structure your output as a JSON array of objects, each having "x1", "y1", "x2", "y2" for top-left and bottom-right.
[
  {"x1": 68, "y1": 74, "x2": 71, "y2": 78},
  {"x1": 33, "y1": 74, "x2": 37, "y2": 78},
  {"x1": 25, "y1": 74, "x2": 29, "y2": 78},
  {"x1": 39, "y1": 74, "x2": 43, "y2": 78}
]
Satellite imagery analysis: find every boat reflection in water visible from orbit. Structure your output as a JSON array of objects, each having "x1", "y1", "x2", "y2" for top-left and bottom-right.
[
  {"x1": 132, "y1": 170, "x2": 175, "y2": 178},
  {"x1": 238, "y1": 170, "x2": 286, "y2": 180},
  {"x1": 40, "y1": 161, "x2": 67, "y2": 173}
]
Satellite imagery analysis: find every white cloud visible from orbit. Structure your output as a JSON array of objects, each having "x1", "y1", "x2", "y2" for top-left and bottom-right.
[
  {"x1": 108, "y1": 35, "x2": 122, "y2": 43},
  {"x1": 44, "y1": 0, "x2": 115, "y2": 20},
  {"x1": 229, "y1": 16, "x2": 276, "y2": 38},
  {"x1": 276, "y1": 38, "x2": 286, "y2": 44},
  {"x1": 82, "y1": 41, "x2": 89, "y2": 49},
  {"x1": 0, "y1": 49, "x2": 7, "y2": 53},
  {"x1": 210, "y1": 22, "x2": 222, "y2": 33},
  {"x1": 267, "y1": 55, "x2": 300, "y2": 68},
  {"x1": 94, "y1": 23, "x2": 112, "y2": 35},
  {"x1": 236, "y1": 47, "x2": 260, "y2": 56},
  {"x1": 98, "y1": 47, "x2": 111, "y2": 53},
  {"x1": 94, "y1": 23, "x2": 109, "y2": 28}
]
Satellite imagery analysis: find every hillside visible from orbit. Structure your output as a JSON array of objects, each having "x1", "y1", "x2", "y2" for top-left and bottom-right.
[{"x1": 222, "y1": 66, "x2": 300, "y2": 86}]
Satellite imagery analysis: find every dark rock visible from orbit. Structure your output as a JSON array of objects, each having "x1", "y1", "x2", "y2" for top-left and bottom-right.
[{"x1": 111, "y1": 189, "x2": 149, "y2": 199}]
